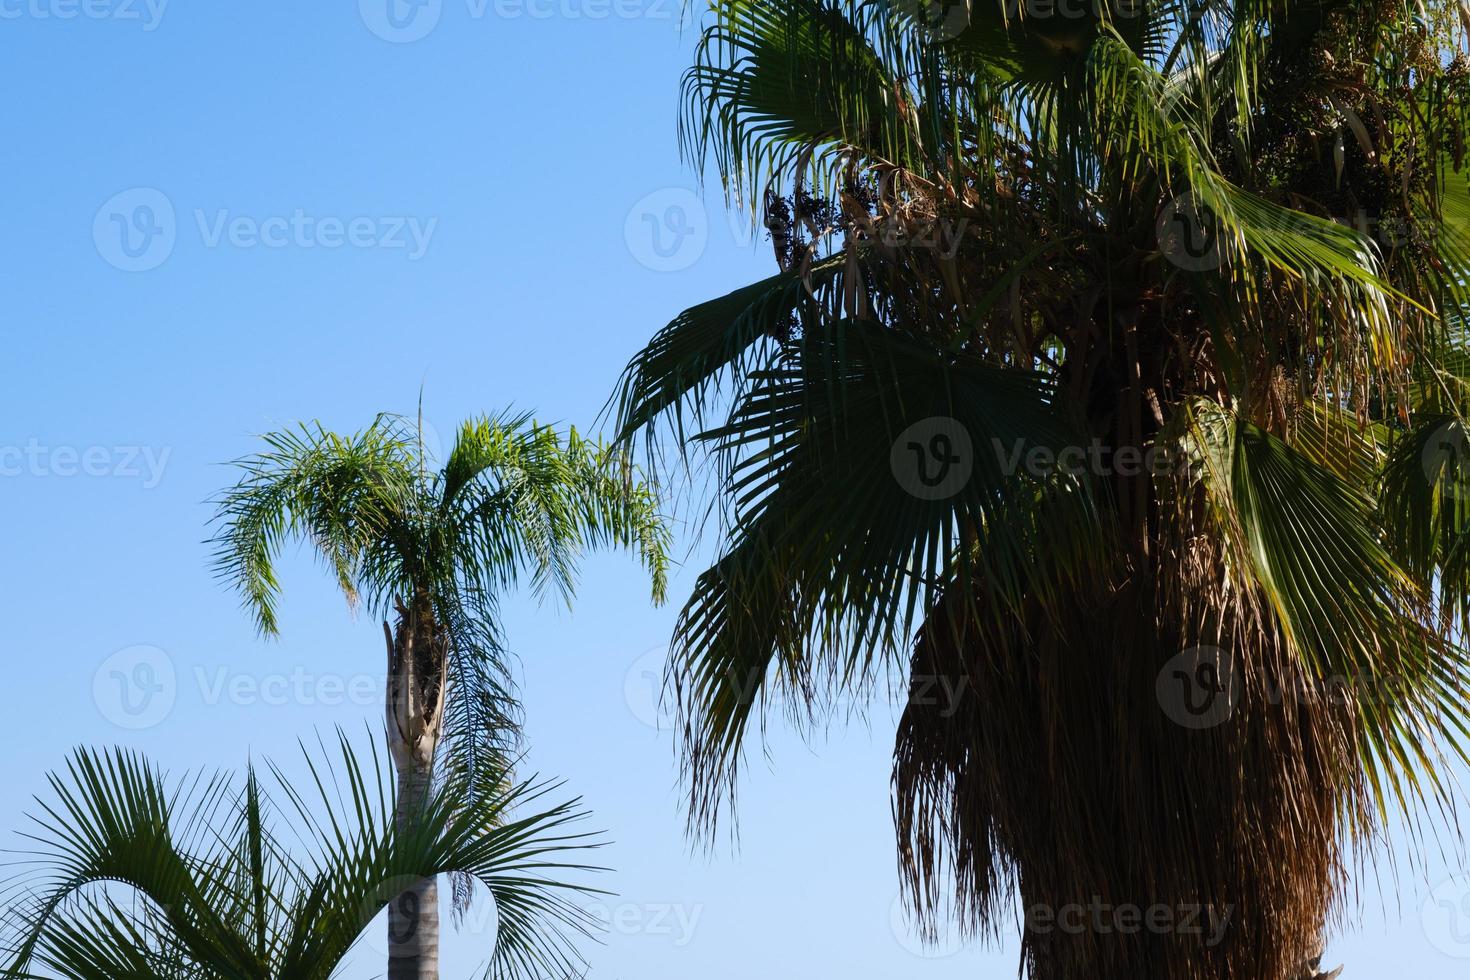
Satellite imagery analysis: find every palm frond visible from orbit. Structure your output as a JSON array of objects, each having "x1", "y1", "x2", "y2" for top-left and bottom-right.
[
  {"x1": 209, "y1": 417, "x2": 419, "y2": 634},
  {"x1": 2, "y1": 738, "x2": 605, "y2": 980},
  {"x1": 668, "y1": 319, "x2": 1111, "y2": 830}
]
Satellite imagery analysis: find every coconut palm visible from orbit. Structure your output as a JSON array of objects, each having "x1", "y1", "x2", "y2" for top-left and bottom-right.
[
  {"x1": 209, "y1": 412, "x2": 668, "y2": 980},
  {"x1": 614, "y1": 1, "x2": 1470, "y2": 977},
  {"x1": 0, "y1": 736, "x2": 604, "y2": 980}
]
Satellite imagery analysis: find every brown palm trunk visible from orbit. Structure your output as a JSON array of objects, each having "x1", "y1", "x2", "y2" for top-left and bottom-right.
[{"x1": 384, "y1": 591, "x2": 447, "y2": 980}]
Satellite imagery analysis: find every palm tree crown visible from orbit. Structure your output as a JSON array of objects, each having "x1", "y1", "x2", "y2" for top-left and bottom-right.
[
  {"x1": 210, "y1": 411, "x2": 668, "y2": 979},
  {"x1": 615, "y1": 1, "x2": 1470, "y2": 977},
  {"x1": 211, "y1": 410, "x2": 669, "y2": 792},
  {"x1": 1, "y1": 737, "x2": 604, "y2": 980}
]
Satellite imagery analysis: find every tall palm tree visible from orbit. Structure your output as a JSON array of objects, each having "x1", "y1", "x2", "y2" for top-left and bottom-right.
[
  {"x1": 614, "y1": 2, "x2": 1470, "y2": 977},
  {"x1": 1, "y1": 736, "x2": 605, "y2": 980},
  {"x1": 210, "y1": 412, "x2": 668, "y2": 980}
]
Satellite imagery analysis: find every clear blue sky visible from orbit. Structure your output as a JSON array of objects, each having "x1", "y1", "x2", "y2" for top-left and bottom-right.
[{"x1": 1, "y1": 2, "x2": 1465, "y2": 977}]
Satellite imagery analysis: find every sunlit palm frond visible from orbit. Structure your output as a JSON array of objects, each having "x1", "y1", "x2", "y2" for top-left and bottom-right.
[
  {"x1": 439, "y1": 414, "x2": 670, "y2": 607},
  {"x1": 209, "y1": 416, "x2": 420, "y2": 635},
  {"x1": 2, "y1": 737, "x2": 604, "y2": 980}
]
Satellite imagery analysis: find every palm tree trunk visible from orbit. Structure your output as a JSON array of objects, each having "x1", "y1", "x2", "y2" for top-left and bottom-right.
[
  {"x1": 389, "y1": 760, "x2": 441, "y2": 980},
  {"x1": 384, "y1": 592, "x2": 448, "y2": 980}
]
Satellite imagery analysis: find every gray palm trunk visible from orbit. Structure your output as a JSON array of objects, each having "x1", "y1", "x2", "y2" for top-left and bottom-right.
[{"x1": 384, "y1": 593, "x2": 448, "y2": 980}]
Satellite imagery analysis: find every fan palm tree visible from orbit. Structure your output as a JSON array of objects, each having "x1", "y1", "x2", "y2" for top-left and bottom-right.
[
  {"x1": 613, "y1": 1, "x2": 1470, "y2": 977},
  {"x1": 209, "y1": 412, "x2": 668, "y2": 980},
  {"x1": 0, "y1": 735, "x2": 605, "y2": 980}
]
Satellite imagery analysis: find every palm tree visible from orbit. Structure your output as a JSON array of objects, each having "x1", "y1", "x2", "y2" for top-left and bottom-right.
[
  {"x1": 613, "y1": 2, "x2": 1470, "y2": 977},
  {"x1": 1, "y1": 736, "x2": 605, "y2": 980},
  {"x1": 209, "y1": 412, "x2": 668, "y2": 980}
]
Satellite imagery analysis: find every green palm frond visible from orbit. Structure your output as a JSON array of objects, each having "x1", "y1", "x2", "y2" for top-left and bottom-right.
[
  {"x1": 612, "y1": 254, "x2": 851, "y2": 445},
  {"x1": 1, "y1": 737, "x2": 604, "y2": 980},
  {"x1": 1177, "y1": 399, "x2": 1470, "y2": 816},
  {"x1": 1384, "y1": 412, "x2": 1470, "y2": 633},
  {"x1": 439, "y1": 415, "x2": 670, "y2": 607},
  {"x1": 685, "y1": 0, "x2": 922, "y2": 202},
  {"x1": 210, "y1": 410, "x2": 670, "y2": 939},
  {"x1": 209, "y1": 416, "x2": 420, "y2": 635},
  {"x1": 620, "y1": 0, "x2": 1470, "y2": 975},
  {"x1": 211, "y1": 411, "x2": 669, "y2": 751},
  {"x1": 668, "y1": 319, "x2": 1111, "y2": 827}
]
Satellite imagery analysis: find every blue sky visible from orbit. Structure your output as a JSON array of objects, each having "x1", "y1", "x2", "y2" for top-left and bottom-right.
[{"x1": 1, "y1": 2, "x2": 1467, "y2": 977}]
